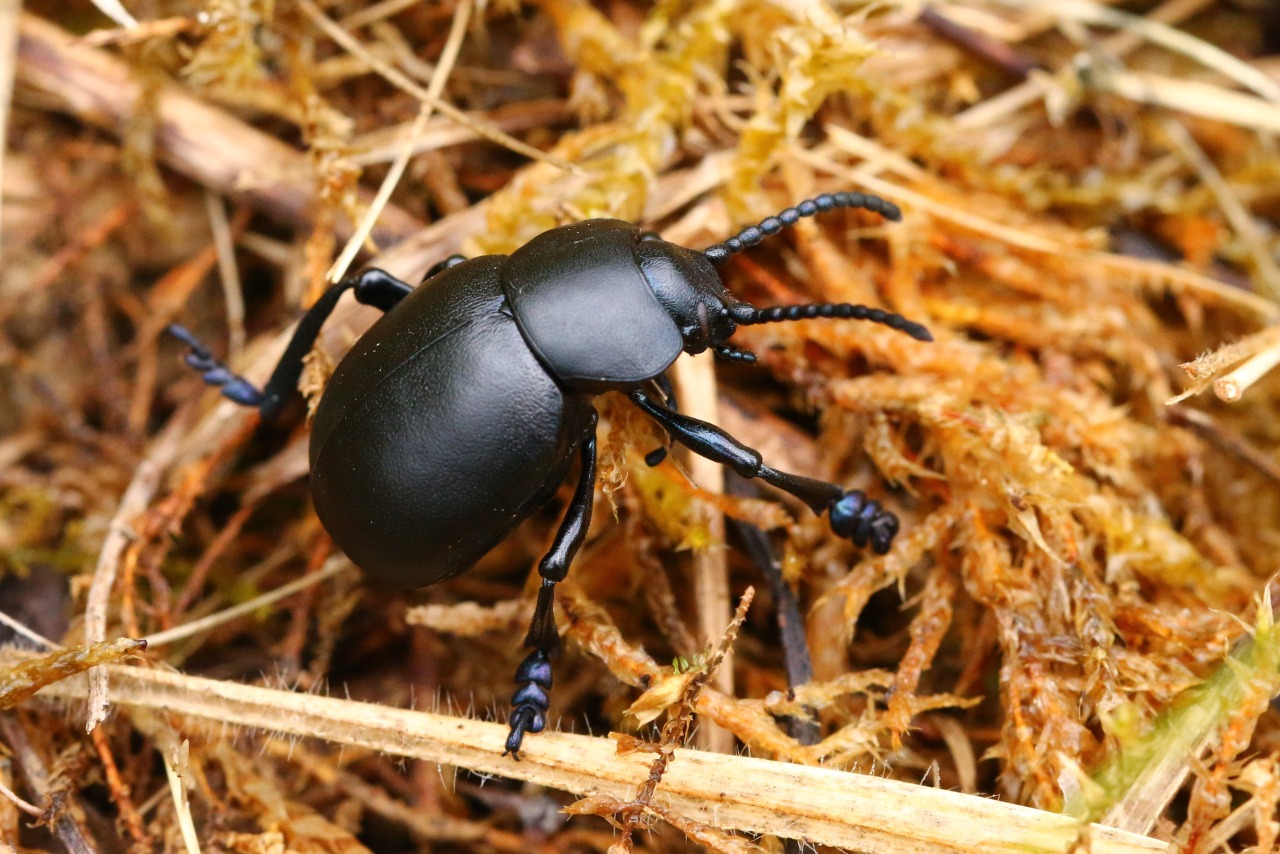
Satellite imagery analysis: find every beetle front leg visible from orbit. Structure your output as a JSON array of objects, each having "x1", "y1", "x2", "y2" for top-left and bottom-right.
[
  {"x1": 506, "y1": 407, "x2": 599, "y2": 758},
  {"x1": 643, "y1": 373, "x2": 678, "y2": 468},
  {"x1": 630, "y1": 388, "x2": 900, "y2": 554}
]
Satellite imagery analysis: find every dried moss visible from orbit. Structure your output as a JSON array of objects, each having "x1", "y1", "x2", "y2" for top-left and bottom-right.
[{"x1": 4, "y1": 0, "x2": 1280, "y2": 851}]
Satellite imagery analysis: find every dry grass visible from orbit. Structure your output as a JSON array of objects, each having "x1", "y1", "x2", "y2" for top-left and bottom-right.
[{"x1": 2, "y1": 0, "x2": 1280, "y2": 851}]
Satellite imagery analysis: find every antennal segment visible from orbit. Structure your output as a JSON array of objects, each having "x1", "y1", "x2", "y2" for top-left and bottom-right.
[
  {"x1": 713, "y1": 343, "x2": 758, "y2": 363},
  {"x1": 734, "y1": 302, "x2": 932, "y2": 342},
  {"x1": 703, "y1": 191, "x2": 901, "y2": 266}
]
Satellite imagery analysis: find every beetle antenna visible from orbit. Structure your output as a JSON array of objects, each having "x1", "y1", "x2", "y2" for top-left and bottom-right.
[
  {"x1": 727, "y1": 302, "x2": 932, "y2": 342},
  {"x1": 703, "y1": 191, "x2": 901, "y2": 266},
  {"x1": 713, "y1": 343, "x2": 758, "y2": 363}
]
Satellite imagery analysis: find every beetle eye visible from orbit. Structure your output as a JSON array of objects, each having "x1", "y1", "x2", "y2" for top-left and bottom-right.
[
  {"x1": 640, "y1": 231, "x2": 662, "y2": 242},
  {"x1": 696, "y1": 301, "x2": 710, "y2": 338}
]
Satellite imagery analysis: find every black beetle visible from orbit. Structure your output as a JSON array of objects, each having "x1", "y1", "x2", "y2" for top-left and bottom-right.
[{"x1": 169, "y1": 191, "x2": 931, "y2": 756}]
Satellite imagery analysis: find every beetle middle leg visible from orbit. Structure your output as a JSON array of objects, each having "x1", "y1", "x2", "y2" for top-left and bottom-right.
[
  {"x1": 167, "y1": 268, "x2": 416, "y2": 419},
  {"x1": 421, "y1": 254, "x2": 466, "y2": 282},
  {"x1": 505, "y1": 407, "x2": 599, "y2": 757},
  {"x1": 629, "y1": 388, "x2": 899, "y2": 554}
]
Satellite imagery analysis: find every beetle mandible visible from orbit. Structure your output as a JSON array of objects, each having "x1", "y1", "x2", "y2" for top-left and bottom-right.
[{"x1": 169, "y1": 191, "x2": 932, "y2": 756}]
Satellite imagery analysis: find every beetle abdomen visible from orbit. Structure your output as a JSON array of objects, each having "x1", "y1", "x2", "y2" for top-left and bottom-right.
[{"x1": 309, "y1": 259, "x2": 580, "y2": 587}]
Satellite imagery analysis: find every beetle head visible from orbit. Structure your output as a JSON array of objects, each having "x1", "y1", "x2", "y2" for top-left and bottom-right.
[
  {"x1": 636, "y1": 233, "x2": 746, "y2": 356},
  {"x1": 634, "y1": 192, "x2": 932, "y2": 366}
]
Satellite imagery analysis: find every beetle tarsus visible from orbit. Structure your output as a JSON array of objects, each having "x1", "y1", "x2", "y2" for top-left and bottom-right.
[
  {"x1": 827, "y1": 490, "x2": 899, "y2": 554},
  {"x1": 645, "y1": 447, "x2": 668, "y2": 467},
  {"x1": 504, "y1": 648, "x2": 553, "y2": 757},
  {"x1": 167, "y1": 324, "x2": 266, "y2": 407}
]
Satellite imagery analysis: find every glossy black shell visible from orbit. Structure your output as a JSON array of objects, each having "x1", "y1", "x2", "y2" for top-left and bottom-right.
[
  {"x1": 309, "y1": 256, "x2": 594, "y2": 587},
  {"x1": 309, "y1": 221, "x2": 697, "y2": 588}
]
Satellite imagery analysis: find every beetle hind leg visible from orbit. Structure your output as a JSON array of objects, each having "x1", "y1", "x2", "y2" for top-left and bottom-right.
[{"x1": 504, "y1": 407, "x2": 599, "y2": 758}]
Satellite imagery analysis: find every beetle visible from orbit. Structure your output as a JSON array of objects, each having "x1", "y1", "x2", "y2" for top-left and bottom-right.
[{"x1": 169, "y1": 191, "x2": 931, "y2": 756}]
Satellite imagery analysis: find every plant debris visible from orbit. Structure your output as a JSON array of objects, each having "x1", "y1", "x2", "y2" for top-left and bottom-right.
[{"x1": 4, "y1": 1, "x2": 1280, "y2": 851}]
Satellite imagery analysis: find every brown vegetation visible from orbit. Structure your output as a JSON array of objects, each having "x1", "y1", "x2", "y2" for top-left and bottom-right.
[{"x1": 2, "y1": 0, "x2": 1280, "y2": 851}]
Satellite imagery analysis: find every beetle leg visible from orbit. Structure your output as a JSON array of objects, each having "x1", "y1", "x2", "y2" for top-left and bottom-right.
[
  {"x1": 350, "y1": 267, "x2": 414, "y2": 311},
  {"x1": 505, "y1": 407, "x2": 599, "y2": 758},
  {"x1": 630, "y1": 388, "x2": 900, "y2": 554},
  {"x1": 643, "y1": 374, "x2": 677, "y2": 467},
  {"x1": 166, "y1": 324, "x2": 267, "y2": 407},
  {"x1": 168, "y1": 268, "x2": 415, "y2": 419},
  {"x1": 421, "y1": 254, "x2": 467, "y2": 283}
]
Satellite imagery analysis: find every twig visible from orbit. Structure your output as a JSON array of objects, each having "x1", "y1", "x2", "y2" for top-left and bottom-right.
[
  {"x1": 86, "y1": 0, "x2": 136, "y2": 28},
  {"x1": 919, "y1": 6, "x2": 1040, "y2": 79},
  {"x1": 1213, "y1": 343, "x2": 1280, "y2": 403},
  {"x1": 204, "y1": 193, "x2": 245, "y2": 357},
  {"x1": 0, "y1": 714, "x2": 98, "y2": 854},
  {"x1": 0, "y1": 778, "x2": 41, "y2": 817},
  {"x1": 162, "y1": 741, "x2": 200, "y2": 854},
  {"x1": 1176, "y1": 326, "x2": 1280, "y2": 383},
  {"x1": 996, "y1": 0, "x2": 1280, "y2": 104},
  {"x1": 264, "y1": 740, "x2": 528, "y2": 850},
  {"x1": 670, "y1": 351, "x2": 734, "y2": 754},
  {"x1": 16, "y1": 13, "x2": 423, "y2": 244},
  {"x1": 954, "y1": 0, "x2": 1215, "y2": 129},
  {"x1": 616, "y1": 588, "x2": 754, "y2": 850},
  {"x1": 88, "y1": 726, "x2": 148, "y2": 846},
  {"x1": 1167, "y1": 409, "x2": 1280, "y2": 488},
  {"x1": 338, "y1": 0, "x2": 425, "y2": 32},
  {"x1": 0, "y1": 610, "x2": 57, "y2": 650},
  {"x1": 1092, "y1": 69, "x2": 1280, "y2": 135},
  {"x1": 22, "y1": 658, "x2": 1169, "y2": 854},
  {"x1": 295, "y1": 0, "x2": 574, "y2": 177},
  {"x1": 0, "y1": 0, "x2": 19, "y2": 254},
  {"x1": 142, "y1": 554, "x2": 352, "y2": 649},
  {"x1": 348, "y1": 99, "x2": 569, "y2": 167},
  {"x1": 328, "y1": 0, "x2": 473, "y2": 284},
  {"x1": 84, "y1": 418, "x2": 186, "y2": 733}
]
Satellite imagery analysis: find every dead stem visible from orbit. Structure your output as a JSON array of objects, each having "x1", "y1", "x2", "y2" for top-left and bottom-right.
[
  {"x1": 84, "y1": 420, "x2": 185, "y2": 733},
  {"x1": 21, "y1": 657, "x2": 1166, "y2": 854},
  {"x1": 669, "y1": 351, "x2": 734, "y2": 755}
]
